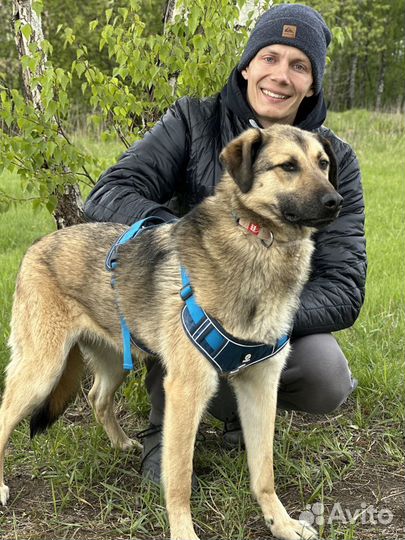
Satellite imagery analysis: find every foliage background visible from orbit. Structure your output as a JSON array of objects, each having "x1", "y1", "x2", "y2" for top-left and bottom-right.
[
  {"x1": 1, "y1": 0, "x2": 404, "y2": 113},
  {"x1": 0, "y1": 0, "x2": 404, "y2": 216}
]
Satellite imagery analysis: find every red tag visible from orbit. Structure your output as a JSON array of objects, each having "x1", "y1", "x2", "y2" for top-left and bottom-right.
[{"x1": 248, "y1": 223, "x2": 260, "y2": 236}]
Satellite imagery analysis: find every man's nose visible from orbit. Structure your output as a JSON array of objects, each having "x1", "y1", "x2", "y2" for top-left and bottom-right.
[{"x1": 269, "y1": 60, "x2": 290, "y2": 84}]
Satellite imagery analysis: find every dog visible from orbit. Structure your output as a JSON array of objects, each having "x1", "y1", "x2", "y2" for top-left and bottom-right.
[{"x1": 0, "y1": 125, "x2": 342, "y2": 540}]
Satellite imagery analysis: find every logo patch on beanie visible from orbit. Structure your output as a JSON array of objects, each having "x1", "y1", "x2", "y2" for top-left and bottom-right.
[{"x1": 282, "y1": 25, "x2": 297, "y2": 38}]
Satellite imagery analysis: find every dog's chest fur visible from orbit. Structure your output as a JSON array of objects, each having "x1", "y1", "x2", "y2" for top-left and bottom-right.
[{"x1": 174, "y1": 206, "x2": 315, "y2": 345}]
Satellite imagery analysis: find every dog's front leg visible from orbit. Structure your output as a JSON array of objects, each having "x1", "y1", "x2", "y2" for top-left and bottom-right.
[
  {"x1": 162, "y1": 344, "x2": 218, "y2": 540},
  {"x1": 231, "y1": 357, "x2": 318, "y2": 540}
]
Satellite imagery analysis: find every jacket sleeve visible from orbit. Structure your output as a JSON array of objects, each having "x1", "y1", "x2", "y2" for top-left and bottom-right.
[
  {"x1": 292, "y1": 138, "x2": 367, "y2": 337},
  {"x1": 84, "y1": 99, "x2": 190, "y2": 224}
]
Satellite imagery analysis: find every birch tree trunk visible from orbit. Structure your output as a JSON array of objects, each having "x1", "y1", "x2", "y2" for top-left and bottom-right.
[
  {"x1": 12, "y1": 0, "x2": 45, "y2": 111},
  {"x1": 349, "y1": 54, "x2": 358, "y2": 109},
  {"x1": 375, "y1": 50, "x2": 386, "y2": 111},
  {"x1": 359, "y1": 54, "x2": 368, "y2": 108},
  {"x1": 328, "y1": 54, "x2": 341, "y2": 110},
  {"x1": 164, "y1": 0, "x2": 182, "y2": 26},
  {"x1": 238, "y1": 0, "x2": 268, "y2": 28},
  {"x1": 12, "y1": 0, "x2": 84, "y2": 228}
]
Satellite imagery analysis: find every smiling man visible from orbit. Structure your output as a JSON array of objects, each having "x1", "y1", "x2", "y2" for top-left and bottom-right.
[
  {"x1": 84, "y1": 4, "x2": 367, "y2": 485},
  {"x1": 241, "y1": 44, "x2": 315, "y2": 126}
]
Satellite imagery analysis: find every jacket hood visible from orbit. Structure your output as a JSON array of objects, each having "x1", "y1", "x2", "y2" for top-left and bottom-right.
[{"x1": 221, "y1": 68, "x2": 327, "y2": 131}]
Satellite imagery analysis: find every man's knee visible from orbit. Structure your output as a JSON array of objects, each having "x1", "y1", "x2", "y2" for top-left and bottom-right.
[
  {"x1": 279, "y1": 334, "x2": 355, "y2": 414},
  {"x1": 304, "y1": 361, "x2": 354, "y2": 414}
]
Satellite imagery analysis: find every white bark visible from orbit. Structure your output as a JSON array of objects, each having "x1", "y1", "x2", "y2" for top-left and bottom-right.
[
  {"x1": 12, "y1": 0, "x2": 46, "y2": 111},
  {"x1": 375, "y1": 50, "x2": 386, "y2": 111},
  {"x1": 164, "y1": 0, "x2": 183, "y2": 26},
  {"x1": 238, "y1": 0, "x2": 270, "y2": 28},
  {"x1": 164, "y1": 0, "x2": 269, "y2": 32},
  {"x1": 349, "y1": 54, "x2": 358, "y2": 109}
]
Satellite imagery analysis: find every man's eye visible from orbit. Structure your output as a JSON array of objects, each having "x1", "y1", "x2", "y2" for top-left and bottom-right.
[
  {"x1": 281, "y1": 162, "x2": 298, "y2": 172},
  {"x1": 264, "y1": 56, "x2": 275, "y2": 63},
  {"x1": 319, "y1": 159, "x2": 329, "y2": 170}
]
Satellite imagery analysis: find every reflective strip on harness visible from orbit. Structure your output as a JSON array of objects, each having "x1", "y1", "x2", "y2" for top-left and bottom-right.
[{"x1": 180, "y1": 267, "x2": 290, "y2": 375}]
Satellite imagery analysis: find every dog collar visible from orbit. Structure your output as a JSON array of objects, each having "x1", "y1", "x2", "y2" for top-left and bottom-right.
[{"x1": 233, "y1": 214, "x2": 274, "y2": 248}]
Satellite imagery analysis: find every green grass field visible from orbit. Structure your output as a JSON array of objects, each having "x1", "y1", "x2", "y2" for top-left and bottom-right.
[{"x1": 0, "y1": 110, "x2": 404, "y2": 539}]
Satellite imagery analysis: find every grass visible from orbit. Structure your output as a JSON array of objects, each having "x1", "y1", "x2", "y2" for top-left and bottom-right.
[{"x1": 0, "y1": 110, "x2": 404, "y2": 539}]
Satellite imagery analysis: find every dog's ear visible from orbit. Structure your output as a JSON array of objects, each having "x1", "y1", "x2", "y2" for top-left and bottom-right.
[
  {"x1": 318, "y1": 135, "x2": 338, "y2": 190},
  {"x1": 220, "y1": 128, "x2": 264, "y2": 193}
]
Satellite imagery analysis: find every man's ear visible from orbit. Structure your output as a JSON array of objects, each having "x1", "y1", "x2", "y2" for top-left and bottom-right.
[
  {"x1": 306, "y1": 86, "x2": 314, "y2": 97},
  {"x1": 219, "y1": 128, "x2": 264, "y2": 193},
  {"x1": 318, "y1": 135, "x2": 338, "y2": 189}
]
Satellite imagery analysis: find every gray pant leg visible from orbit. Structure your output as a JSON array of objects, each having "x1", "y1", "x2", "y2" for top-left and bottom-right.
[
  {"x1": 144, "y1": 356, "x2": 166, "y2": 426},
  {"x1": 145, "y1": 334, "x2": 356, "y2": 424},
  {"x1": 277, "y1": 333, "x2": 356, "y2": 413}
]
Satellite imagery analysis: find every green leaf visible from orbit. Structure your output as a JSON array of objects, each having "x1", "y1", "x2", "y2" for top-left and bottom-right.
[
  {"x1": 75, "y1": 63, "x2": 86, "y2": 77},
  {"x1": 32, "y1": 1, "x2": 44, "y2": 16},
  {"x1": 21, "y1": 24, "x2": 33, "y2": 41},
  {"x1": 46, "y1": 196, "x2": 57, "y2": 213},
  {"x1": 106, "y1": 9, "x2": 113, "y2": 24},
  {"x1": 89, "y1": 20, "x2": 99, "y2": 32},
  {"x1": 118, "y1": 8, "x2": 129, "y2": 21}
]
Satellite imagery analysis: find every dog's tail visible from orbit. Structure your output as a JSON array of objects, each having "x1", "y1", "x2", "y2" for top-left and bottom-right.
[{"x1": 30, "y1": 344, "x2": 84, "y2": 438}]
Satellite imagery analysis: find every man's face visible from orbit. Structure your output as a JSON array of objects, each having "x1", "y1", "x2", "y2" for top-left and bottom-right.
[{"x1": 241, "y1": 44, "x2": 314, "y2": 127}]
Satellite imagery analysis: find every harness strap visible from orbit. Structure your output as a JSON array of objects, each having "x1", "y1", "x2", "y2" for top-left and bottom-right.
[
  {"x1": 180, "y1": 267, "x2": 225, "y2": 351},
  {"x1": 106, "y1": 216, "x2": 164, "y2": 272},
  {"x1": 106, "y1": 216, "x2": 165, "y2": 370}
]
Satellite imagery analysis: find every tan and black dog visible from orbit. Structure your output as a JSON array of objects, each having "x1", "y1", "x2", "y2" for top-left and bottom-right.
[{"x1": 0, "y1": 125, "x2": 342, "y2": 540}]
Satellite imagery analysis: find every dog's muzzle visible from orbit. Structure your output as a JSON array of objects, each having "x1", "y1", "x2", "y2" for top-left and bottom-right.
[{"x1": 281, "y1": 190, "x2": 343, "y2": 227}]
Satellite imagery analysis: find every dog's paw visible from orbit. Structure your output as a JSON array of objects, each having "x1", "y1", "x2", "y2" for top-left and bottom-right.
[
  {"x1": 0, "y1": 484, "x2": 10, "y2": 506},
  {"x1": 267, "y1": 517, "x2": 318, "y2": 540},
  {"x1": 112, "y1": 438, "x2": 141, "y2": 451}
]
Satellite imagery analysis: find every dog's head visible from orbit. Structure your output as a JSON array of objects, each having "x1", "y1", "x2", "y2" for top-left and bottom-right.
[{"x1": 219, "y1": 125, "x2": 342, "y2": 228}]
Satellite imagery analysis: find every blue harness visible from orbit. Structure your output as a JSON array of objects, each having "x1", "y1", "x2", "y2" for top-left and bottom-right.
[
  {"x1": 105, "y1": 216, "x2": 165, "y2": 370},
  {"x1": 106, "y1": 218, "x2": 290, "y2": 376},
  {"x1": 180, "y1": 268, "x2": 289, "y2": 375}
]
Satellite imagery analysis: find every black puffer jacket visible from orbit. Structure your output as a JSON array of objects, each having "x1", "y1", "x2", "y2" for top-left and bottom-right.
[{"x1": 84, "y1": 69, "x2": 367, "y2": 337}]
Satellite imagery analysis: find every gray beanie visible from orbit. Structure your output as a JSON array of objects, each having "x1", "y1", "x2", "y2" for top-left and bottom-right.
[{"x1": 238, "y1": 3, "x2": 332, "y2": 95}]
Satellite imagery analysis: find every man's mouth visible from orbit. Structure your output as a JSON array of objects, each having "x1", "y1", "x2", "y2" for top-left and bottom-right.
[{"x1": 261, "y1": 89, "x2": 289, "y2": 100}]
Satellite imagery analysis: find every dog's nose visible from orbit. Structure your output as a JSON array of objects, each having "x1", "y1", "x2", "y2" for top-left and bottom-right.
[{"x1": 321, "y1": 192, "x2": 343, "y2": 212}]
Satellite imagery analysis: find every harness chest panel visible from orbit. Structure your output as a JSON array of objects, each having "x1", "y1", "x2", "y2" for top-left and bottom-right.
[{"x1": 180, "y1": 267, "x2": 289, "y2": 376}]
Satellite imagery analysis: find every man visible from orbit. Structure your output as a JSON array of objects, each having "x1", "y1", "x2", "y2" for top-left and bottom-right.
[{"x1": 84, "y1": 4, "x2": 367, "y2": 484}]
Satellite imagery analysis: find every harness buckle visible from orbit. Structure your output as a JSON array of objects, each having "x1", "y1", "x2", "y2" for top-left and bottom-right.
[{"x1": 180, "y1": 284, "x2": 193, "y2": 301}]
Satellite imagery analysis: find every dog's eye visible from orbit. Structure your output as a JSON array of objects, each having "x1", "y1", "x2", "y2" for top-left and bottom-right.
[
  {"x1": 319, "y1": 159, "x2": 329, "y2": 170},
  {"x1": 281, "y1": 162, "x2": 298, "y2": 172}
]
